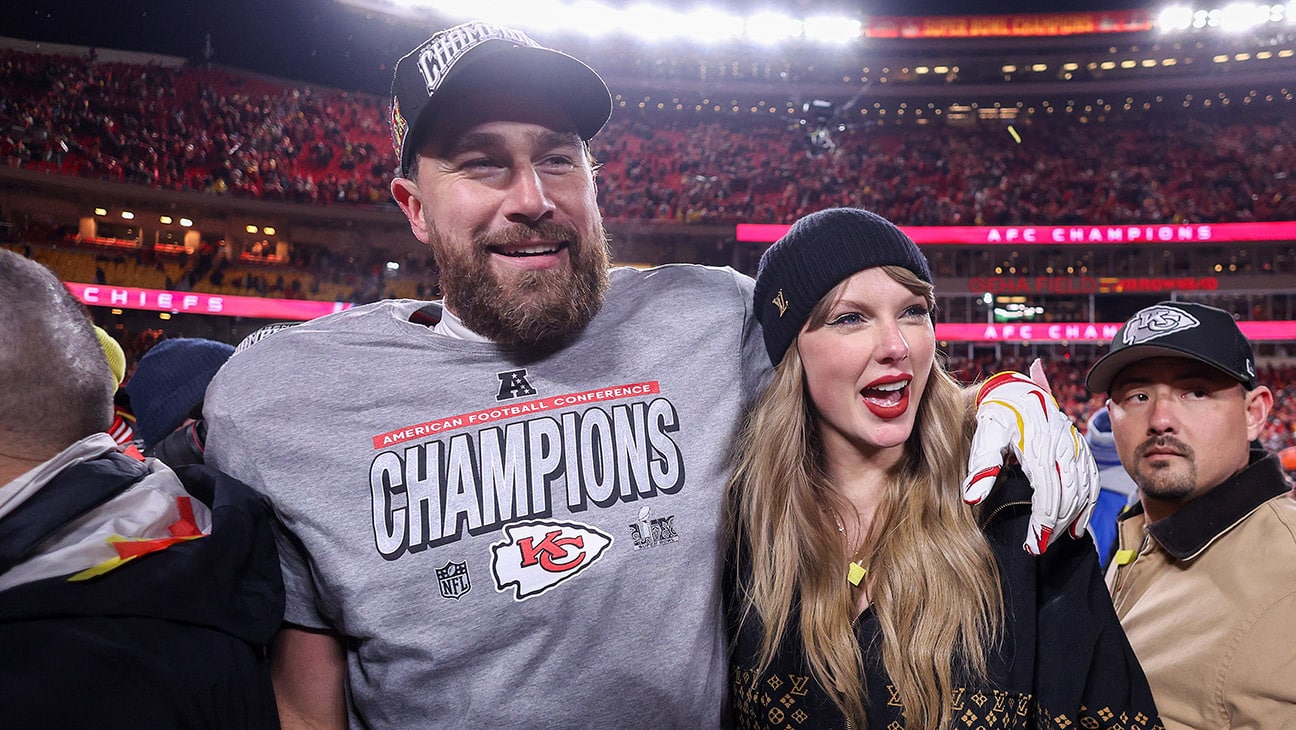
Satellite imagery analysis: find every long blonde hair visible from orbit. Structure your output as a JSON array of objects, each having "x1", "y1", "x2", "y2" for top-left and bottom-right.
[{"x1": 729, "y1": 266, "x2": 1003, "y2": 729}]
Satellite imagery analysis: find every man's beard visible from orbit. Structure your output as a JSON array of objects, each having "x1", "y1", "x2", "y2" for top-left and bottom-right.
[
  {"x1": 430, "y1": 219, "x2": 610, "y2": 350},
  {"x1": 1131, "y1": 435, "x2": 1198, "y2": 502}
]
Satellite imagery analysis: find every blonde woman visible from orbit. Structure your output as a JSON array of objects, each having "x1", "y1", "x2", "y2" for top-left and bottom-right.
[{"x1": 728, "y1": 208, "x2": 1161, "y2": 729}]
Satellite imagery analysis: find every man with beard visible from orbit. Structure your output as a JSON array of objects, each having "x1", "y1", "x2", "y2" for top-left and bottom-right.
[
  {"x1": 1088, "y1": 301, "x2": 1296, "y2": 729},
  {"x1": 204, "y1": 21, "x2": 1099, "y2": 729}
]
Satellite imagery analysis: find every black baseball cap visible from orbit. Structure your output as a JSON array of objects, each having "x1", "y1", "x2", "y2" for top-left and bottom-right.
[
  {"x1": 390, "y1": 21, "x2": 612, "y2": 178},
  {"x1": 1086, "y1": 301, "x2": 1258, "y2": 394}
]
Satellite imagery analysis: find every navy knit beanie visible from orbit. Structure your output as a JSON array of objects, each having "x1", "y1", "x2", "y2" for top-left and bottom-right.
[
  {"x1": 125, "y1": 338, "x2": 234, "y2": 448},
  {"x1": 753, "y1": 208, "x2": 933, "y2": 366}
]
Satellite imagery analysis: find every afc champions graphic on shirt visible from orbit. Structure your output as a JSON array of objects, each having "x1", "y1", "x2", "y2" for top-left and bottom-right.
[{"x1": 367, "y1": 369, "x2": 685, "y2": 600}]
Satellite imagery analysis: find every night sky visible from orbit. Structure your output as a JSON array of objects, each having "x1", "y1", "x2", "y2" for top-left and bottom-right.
[{"x1": 3, "y1": 0, "x2": 1149, "y2": 94}]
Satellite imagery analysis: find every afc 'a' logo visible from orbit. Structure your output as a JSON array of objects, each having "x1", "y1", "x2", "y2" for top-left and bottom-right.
[
  {"x1": 435, "y1": 560, "x2": 470, "y2": 600},
  {"x1": 496, "y1": 368, "x2": 537, "y2": 401}
]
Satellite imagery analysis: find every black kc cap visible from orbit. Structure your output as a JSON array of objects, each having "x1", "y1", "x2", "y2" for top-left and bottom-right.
[
  {"x1": 1086, "y1": 301, "x2": 1258, "y2": 394},
  {"x1": 390, "y1": 21, "x2": 612, "y2": 178}
]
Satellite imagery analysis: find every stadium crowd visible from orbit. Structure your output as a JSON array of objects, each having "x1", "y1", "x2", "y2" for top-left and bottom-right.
[
  {"x1": 3, "y1": 47, "x2": 1295, "y2": 225},
  {"x1": 0, "y1": 49, "x2": 394, "y2": 206},
  {"x1": 3, "y1": 45, "x2": 1294, "y2": 457},
  {"x1": 594, "y1": 111, "x2": 1296, "y2": 225}
]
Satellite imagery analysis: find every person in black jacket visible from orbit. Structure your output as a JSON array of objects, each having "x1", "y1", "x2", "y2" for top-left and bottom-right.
[
  {"x1": 728, "y1": 208, "x2": 1161, "y2": 729},
  {"x1": 0, "y1": 248, "x2": 283, "y2": 728}
]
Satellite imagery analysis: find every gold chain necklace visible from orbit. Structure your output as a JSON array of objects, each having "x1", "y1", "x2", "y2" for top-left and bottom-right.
[{"x1": 832, "y1": 509, "x2": 869, "y2": 587}]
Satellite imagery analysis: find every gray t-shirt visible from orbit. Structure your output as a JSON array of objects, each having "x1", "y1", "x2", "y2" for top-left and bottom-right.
[{"x1": 205, "y1": 264, "x2": 769, "y2": 727}]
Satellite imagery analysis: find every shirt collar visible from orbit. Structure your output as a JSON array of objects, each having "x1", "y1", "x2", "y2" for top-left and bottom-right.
[{"x1": 1130, "y1": 450, "x2": 1291, "y2": 561}]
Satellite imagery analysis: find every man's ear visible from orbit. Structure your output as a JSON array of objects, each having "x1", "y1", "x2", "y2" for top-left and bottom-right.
[
  {"x1": 391, "y1": 176, "x2": 430, "y2": 244},
  {"x1": 1243, "y1": 384, "x2": 1274, "y2": 441}
]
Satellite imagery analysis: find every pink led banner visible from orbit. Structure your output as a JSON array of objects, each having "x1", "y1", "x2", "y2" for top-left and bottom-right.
[
  {"x1": 737, "y1": 221, "x2": 1296, "y2": 245},
  {"x1": 936, "y1": 321, "x2": 1296, "y2": 343},
  {"x1": 65, "y1": 282, "x2": 353, "y2": 320},
  {"x1": 864, "y1": 10, "x2": 1154, "y2": 39}
]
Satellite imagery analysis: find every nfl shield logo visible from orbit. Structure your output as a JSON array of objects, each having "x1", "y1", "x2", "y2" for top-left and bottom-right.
[{"x1": 436, "y1": 560, "x2": 471, "y2": 600}]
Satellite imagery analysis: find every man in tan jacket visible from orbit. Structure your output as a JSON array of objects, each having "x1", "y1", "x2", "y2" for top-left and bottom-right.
[{"x1": 1088, "y1": 300, "x2": 1296, "y2": 728}]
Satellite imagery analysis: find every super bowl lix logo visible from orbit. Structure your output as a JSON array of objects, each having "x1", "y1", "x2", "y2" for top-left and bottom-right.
[
  {"x1": 491, "y1": 520, "x2": 612, "y2": 601},
  {"x1": 629, "y1": 505, "x2": 678, "y2": 550}
]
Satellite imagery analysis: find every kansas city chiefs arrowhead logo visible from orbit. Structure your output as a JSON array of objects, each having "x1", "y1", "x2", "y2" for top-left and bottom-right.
[
  {"x1": 491, "y1": 520, "x2": 613, "y2": 601},
  {"x1": 1123, "y1": 304, "x2": 1200, "y2": 345}
]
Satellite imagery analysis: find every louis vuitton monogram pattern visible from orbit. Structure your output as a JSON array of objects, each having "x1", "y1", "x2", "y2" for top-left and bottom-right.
[{"x1": 731, "y1": 668, "x2": 1164, "y2": 730}]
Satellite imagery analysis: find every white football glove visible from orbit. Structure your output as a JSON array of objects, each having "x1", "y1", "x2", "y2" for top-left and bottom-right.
[{"x1": 962, "y1": 359, "x2": 1100, "y2": 555}]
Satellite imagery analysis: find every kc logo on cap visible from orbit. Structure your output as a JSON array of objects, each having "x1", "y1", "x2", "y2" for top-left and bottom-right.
[{"x1": 1121, "y1": 304, "x2": 1201, "y2": 345}]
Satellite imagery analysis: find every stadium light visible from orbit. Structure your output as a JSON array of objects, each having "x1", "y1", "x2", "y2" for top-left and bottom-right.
[
  {"x1": 1220, "y1": 2, "x2": 1270, "y2": 31},
  {"x1": 499, "y1": 0, "x2": 566, "y2": 30},
  {"x1": 352, "y1": 0, "x2": 1296, "y2": 47},
  {"x1": 418, "y1": 0, "x2": 567, "y2": 28},
  {"x1": 1156, "y1": 2, "x2": 1289, "y2": 31},
  {"x1": 745, "y1": 12, "x2": 800, "y2": 45},
  {"x1": 802, "y1": 15, "x2": 861, "y2": 45},
  {"x1": 681, "y1": 8, "x2": 744, "y2": 42},
  {"x1": 1158, "y1": 5, "x2": 1194, "y2": 30},
  {"x1": 621, "y1": 5, "x2": 687, "y2": 42},
  {"x1": 565, "y1": 1, "x2": 619, "y2": 36}
]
